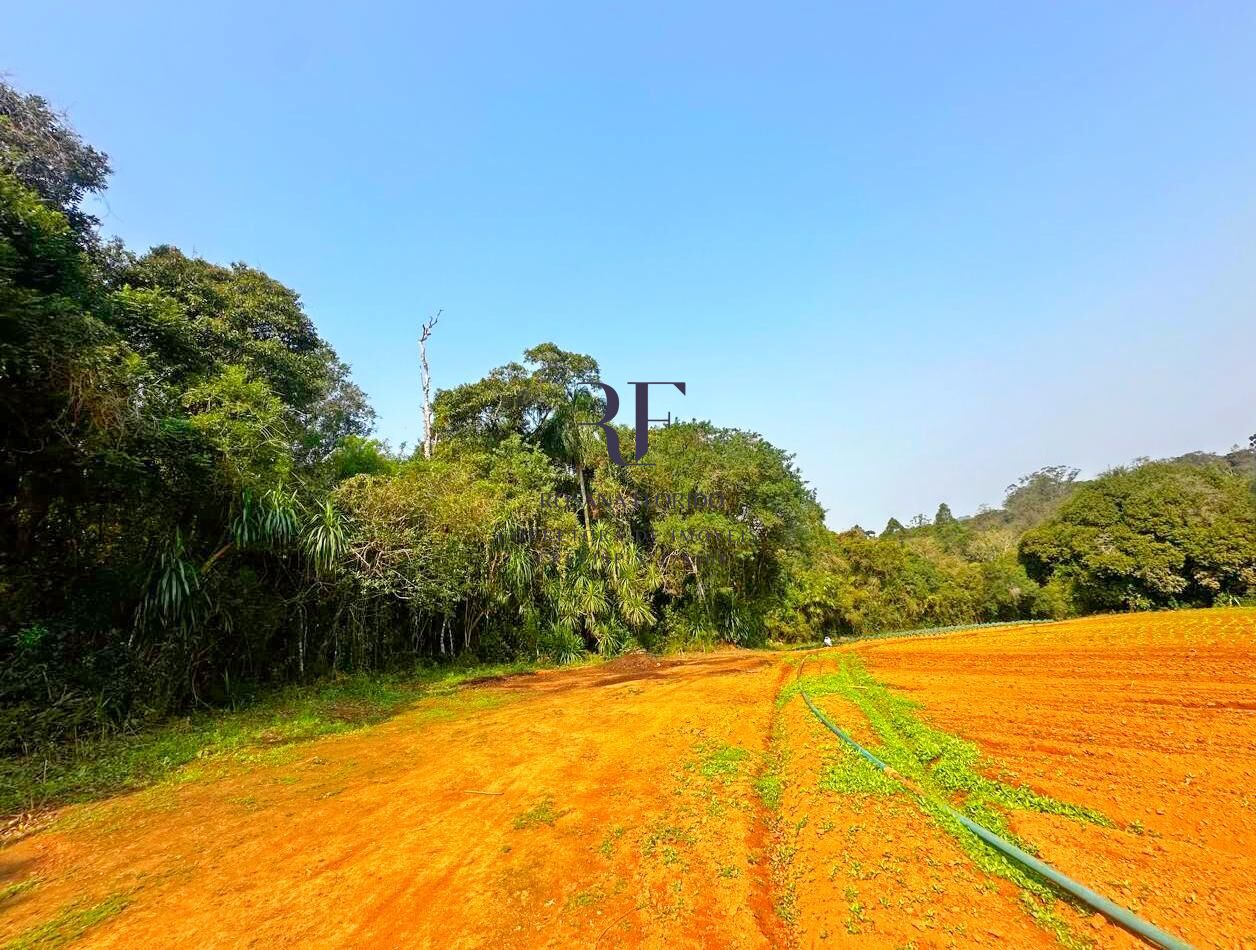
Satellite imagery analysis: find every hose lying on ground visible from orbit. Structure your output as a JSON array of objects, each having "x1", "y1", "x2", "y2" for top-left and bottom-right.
[{"x1": 797, "y1": 659, "x2": 1193, "y2": 950}]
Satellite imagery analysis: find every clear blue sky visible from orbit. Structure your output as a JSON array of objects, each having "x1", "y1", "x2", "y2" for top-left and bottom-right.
[{"x1": 6, "y1": 2, "x2": 1255, "y2": 528}]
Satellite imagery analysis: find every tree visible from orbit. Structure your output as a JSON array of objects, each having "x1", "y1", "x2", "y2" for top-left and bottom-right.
[
  {"x1": 435, "y1": 343, "x2": 605, "y2": 536},
  {"x1": 1020, "y1": 461, "x2": 1256, "y2": 610},
  {"x1": 1001, "y1": 466, "x2": 1080, "y2": 529},
  {"x1": 434, "y1": 342, "x2": 600, "y2": 447},
  {"x1": 118, "y1": 247, "x2": 338, "y2": 410},
  {"x1": 419, "y1": 310, "x2": 440, "y2": 459},
  {"x1": 1, "y1": 84, "x2": 376, "y2": 747},
  {"x1": 0, "y1": 81, "x2": 110, "y2": 237}
]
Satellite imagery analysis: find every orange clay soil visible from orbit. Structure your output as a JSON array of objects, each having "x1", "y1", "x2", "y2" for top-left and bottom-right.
[
  {"x1": 765, "y1": 653, "x2": 1100, "y2": 948},
  {"x1": 1, "y1": 608, "x2": 1253, "y2": 948},
  {"x1": 850, "y1": 608, "x2": 1256, "y2": 949}
]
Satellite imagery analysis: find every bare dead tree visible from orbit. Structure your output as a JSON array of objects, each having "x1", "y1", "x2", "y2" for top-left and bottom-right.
[{"x1": 419, "y1": 310, "x2": 442, "y2": 459}]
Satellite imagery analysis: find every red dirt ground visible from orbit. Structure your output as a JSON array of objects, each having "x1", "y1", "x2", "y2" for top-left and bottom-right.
[
  {"x1": 1, "y1": 608, "x2": 1252, "y2": 948},
  {"x1": 850, "y1": 608, "x2": 1256, "y2": 949}
]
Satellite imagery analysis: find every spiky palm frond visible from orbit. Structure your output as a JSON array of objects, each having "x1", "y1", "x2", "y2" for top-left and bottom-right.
[
  {"x1": 304, "y1": 500, "x2": 347, "y2": 574},
  {"x1": 137, "y1": 528, "x2": 209, "y2": 630}
]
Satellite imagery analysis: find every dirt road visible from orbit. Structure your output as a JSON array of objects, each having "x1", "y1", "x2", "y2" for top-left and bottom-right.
[{"x1": 1, "y1": 610, "x2": 1252, "y2": 948}]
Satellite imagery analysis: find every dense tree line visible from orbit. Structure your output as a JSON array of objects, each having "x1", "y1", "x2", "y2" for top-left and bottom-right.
[{"x1": 2, "y1": 82, "x2": 1254, "y2": 751}]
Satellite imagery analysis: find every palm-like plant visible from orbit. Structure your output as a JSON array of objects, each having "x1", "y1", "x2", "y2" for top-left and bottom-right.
[
  {"x1": 137, "y1": 527, "x2": 206, "y2": 631},
  {"x1": 537, "y1": 387, "x2": 603, "y2": 542},
  {"x1": 303, "y1": 500, "x2": 347, "y2": 574}
]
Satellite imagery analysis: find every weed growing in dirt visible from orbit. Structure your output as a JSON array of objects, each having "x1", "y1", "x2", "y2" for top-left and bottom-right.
[
  {"x1": 513, "y1": 797, "x2": 566, "y2": 830},
  {"x1": 755, "y1": 772, "x2": 783, "y2": 811},
  {"x1": 597, "y1": 825, "x2": 626, "y2": 858},
  {"x1": 0, "y1": 660, "x2": 543, "y2": 819},
  {"x1": 4, "y1": 893, "x2": 130, "y2": 950},
  {"x1": 564, "y1": 886, "x2": 604, "y2": 911},
  {"x1": 699, "y1": 745, "x2": 750, "y2": 782},
  {"x1": 640, "y1": 821, "x2": 695, "y2": 859}
]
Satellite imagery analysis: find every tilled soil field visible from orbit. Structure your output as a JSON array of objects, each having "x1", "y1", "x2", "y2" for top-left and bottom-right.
[
  {"x1": 1, "y1": 609, "x2": 1251, "y2": 948},
  {"x1": 844, "y1": 608, "x2": 1256, "y2": 948}
]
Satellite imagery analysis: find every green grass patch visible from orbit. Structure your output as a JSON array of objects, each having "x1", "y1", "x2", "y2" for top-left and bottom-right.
[
  {"x1": 3, "y1": 893, "x2": 130, "y2": 950},
  {"x1": 818, "y1": 745, "x2": 900, "y2": 797},
  {"x1": 0, "y1": 660, "x2": 545, "y2": 819}
]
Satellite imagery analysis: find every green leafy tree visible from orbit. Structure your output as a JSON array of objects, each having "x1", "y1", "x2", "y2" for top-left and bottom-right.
[
  {"x1": 0, "y1": 81, "x2": 110, "y2": 236},
  {"x1": 1020, "y1": 462, "x2": 1256, "y2": 610}
]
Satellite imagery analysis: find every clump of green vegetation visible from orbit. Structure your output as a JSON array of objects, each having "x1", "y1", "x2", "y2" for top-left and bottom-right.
[
  {"x1": 698, "y1": 744, "x2": 750, "y2": 782},
  {"x1": 0, "y1": 662, "x2": 535, "y2": 819},
  {"x1": 513, "y1": 796, "x2": 565, "y2": 830},
  {"x1": 597, "y1": 825, "x2": 626, "y2": 858},
  {"x1": 800, "y1": 658, "x2": 1108, "y2": 949},
  {"x1": 802, "y1": 658, "x2": 1110, "y2": 835},
  {"x1": 755, "y1": 772, "x2": 784, "y2": 811},
  {"x1": 819, "y1": 744, "x2": 900, "y2": 797},
  {"x1": 4, "y1": 893, "x2": 130, "y2": 950}
]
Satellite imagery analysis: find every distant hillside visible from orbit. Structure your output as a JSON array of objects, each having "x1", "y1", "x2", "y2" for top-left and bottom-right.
[{"x1": 882, "y1": 446, "x2": 1256, "y2": 539}]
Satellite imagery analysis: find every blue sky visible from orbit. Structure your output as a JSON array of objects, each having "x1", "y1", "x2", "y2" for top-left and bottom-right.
[{"x1": 5, "y1": 2, "x2": 1255, "y2": 528}]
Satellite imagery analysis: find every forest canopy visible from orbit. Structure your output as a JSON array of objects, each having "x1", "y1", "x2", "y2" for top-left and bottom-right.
[{"x1": 2, "y1": 80, "x2": 1254, "y2": 752}]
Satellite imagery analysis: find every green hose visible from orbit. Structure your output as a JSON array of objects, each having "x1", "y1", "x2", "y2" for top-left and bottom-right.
[{"x1": 797, "y1": 660, "x2": 1193, "y2": 950}]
